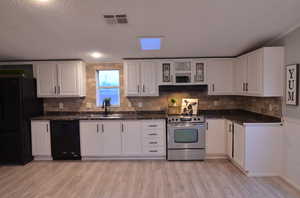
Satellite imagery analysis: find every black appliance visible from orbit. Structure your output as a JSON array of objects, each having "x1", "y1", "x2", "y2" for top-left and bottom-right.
[
  {"x1": 0, "y1": 77, "x2": 43, "y2": 165},
  {"x1": 50, "y1": 120, "x2": 81, "y2": 160}
]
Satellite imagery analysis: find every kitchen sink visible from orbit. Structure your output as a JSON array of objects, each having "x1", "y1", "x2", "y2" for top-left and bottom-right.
[{"x1": 86, "y1": 114, "x2": 122, "y2": 119}]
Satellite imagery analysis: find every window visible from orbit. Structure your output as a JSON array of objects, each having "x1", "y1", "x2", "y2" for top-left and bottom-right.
[{"x1": 96, "y1": 70, "x2": 120, "y2": 107}]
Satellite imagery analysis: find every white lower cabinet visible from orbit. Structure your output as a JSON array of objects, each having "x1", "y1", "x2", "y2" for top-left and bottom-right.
[
  {"x1": 206, "y1": 119, "x2": 226, "y2": 156},
  {"x1": 233, "y1": 123, "x2": 245, "y2": 168},
  {"x1": 226, "y1": 120, "x2": 234, "y2": 159},
  {"x1": 232, "y1": 123, "x2": 283, "y2": 176},
  {"x1": 80, "y1": 119, "x2": 165, "y2": 159},
  {"x1": 122, "y1": 121, "x2": 142, "y2": 155},
  {"x1": 31, "y1": 121, "x2": 52, "y2": 159}
]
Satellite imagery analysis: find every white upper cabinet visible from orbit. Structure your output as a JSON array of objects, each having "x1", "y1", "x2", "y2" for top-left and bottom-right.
[
  {"x1": 233, "y1": 55, "x2": 247, "y2": 94},
  {"x1": 207, "y1": 59, "x2": 234, "y2": 95},
  {"x1": 34, "y1": 61, "x2": 86, "y2": 98},
  {"x1": 234, "y1": 47, "x2": 284, "y2": 97},
  {"x1": 124, "y1": 61, "x2": 140, "y2": 96},
  {"x1": 140, "y1": 62, "x2": 159, "y2": 96},
  {"x1": 191, "y1": 60, "x2": 206, "y2": 84},
  {"x1": 35, "y1": 62, "x2": 57, "y2": 97},
  {"x1": 158, "y1": 61, "x2": 174, "y2": 85},
  {"x1": 124, "y1": 61, "x2": 158, "y2": 97}
]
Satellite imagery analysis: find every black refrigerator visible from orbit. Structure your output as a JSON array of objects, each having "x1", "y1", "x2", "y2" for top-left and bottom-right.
[{"x1": 0, "y1": 76, "x2": 43, "y2": 165}]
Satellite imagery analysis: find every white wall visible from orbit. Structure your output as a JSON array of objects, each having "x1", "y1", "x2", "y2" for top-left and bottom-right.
[{"x1": 270, "y1": 27, "x2": 300, "y2": 190}]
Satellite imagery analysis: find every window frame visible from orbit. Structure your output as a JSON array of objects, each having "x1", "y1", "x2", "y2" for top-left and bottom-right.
[{"x1": 96, "y1": 69, "x2": 121, "y2": 107}]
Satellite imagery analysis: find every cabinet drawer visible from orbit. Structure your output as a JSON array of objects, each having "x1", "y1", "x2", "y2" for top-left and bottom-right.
[
  {"x1": 143, "y1": 147, "x2": 165, "y2": 155},
  {"x1": 142, "y1": 120, "x2": 165, "y2": 130},
  {"x1": 143, "y1": 130, "x2": 163, "y2": 139},
  {"x1": 143, "y1": 137, "x2": 164, "y2": 147}
]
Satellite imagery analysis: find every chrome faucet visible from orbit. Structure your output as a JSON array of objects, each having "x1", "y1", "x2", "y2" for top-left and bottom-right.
[{"x1": 102, "y1": 98, "x2": 111, "y2": 115}]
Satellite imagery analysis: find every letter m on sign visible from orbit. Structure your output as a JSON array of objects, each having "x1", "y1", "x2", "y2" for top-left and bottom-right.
[{"x1": 286, "y1": 64, "x2": 299, "y2": 106}]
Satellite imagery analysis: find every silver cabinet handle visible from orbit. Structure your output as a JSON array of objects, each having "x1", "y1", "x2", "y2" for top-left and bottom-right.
[
  {"x1": 142, "y1": 84, "x2": 145, "y2": 92},
  {"x1": 58, "y1": 86, "x2": 60, "y2": 94},
  {"x1": 101, "y1": 124, "x2": 104, "y2": 133},
  {"x1": 149, "y1": 141, "x2": 158, "y2": 144},
  {"x1": 121, "y1": 123, "x2": 124, "y2": 132},
  {"x1": 54, "y1": 86, "x2": 57, "y2": 94},
  {"x1": 246, "y1": 83, "x2": 248, "y2": 92},
  {"x1": 148, "y1": 125, "x2": 158, "y2": 127},
  {"x1": 149, "y1": 133, "x2": 157, "y2": 136},
  {"x1": 46, "y1": 124, "x2": 49, "y2": 132},
  {"x1": 149, "y1": 150, "x2": 158, "y2": 153},
  {"x1": 97, "y1": 124, "x2": 99, "y2": 133},
  {"x1": 212, "y1": 84, "x2": 215, "y2": 92},
  {"x1": 137, "y1": 85, "x2": 140, "y2": 93},
  {"x1": 206, "y1": 123, "x2": 208, "y2": 130}
]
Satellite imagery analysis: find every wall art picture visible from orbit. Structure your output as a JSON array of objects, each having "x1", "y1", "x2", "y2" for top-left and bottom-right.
[
  {"x1": 286, "y1": 64, "x2": 299, "y2": 106},
  {"x1": 181, "y1": 98, "x2": 198, "y2": 115}
]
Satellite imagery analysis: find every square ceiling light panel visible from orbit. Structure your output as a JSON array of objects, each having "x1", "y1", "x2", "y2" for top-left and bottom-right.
[{"x1": 139, "y1": 37, "x2": 162, "y2": 50}]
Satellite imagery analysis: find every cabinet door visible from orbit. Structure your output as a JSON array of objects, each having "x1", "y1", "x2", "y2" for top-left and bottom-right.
[
  {"x1": 122, "y1": 121, "x2": 142, "y2": 155},
  {"x1": 57, "y1": 62, "x2": 80, "y2": 96},
  {"x1": 140, "y1": 61, "x2": 158, "y2": 96},
  {"x1": 206, "y1": 119, "x2": 226, "y2": 155},
  {"x1": 234, "y1": 55, "x2": 247, "y2": 94},
  {"x1": 80, "y1": 121, "x2": 102, "y2": 156},
  {"x1": 233, "y1": 123, "x2": 245, "y2": 168},
  {"x1": 192, "y1": 61, "x2": 206, "y2": 84},
  {"x1": 35, "y1": 63, "x2": 57, "y2": 97},
  {"x1": 158, "y1": 61, "x2": 174, "y2": 85},
  {"x1": 207, "y1": 59, "x2": 234, "y2": 95},
  {"x1": 102, "y1": 121, "x2": 122, "y2": 155},
  {"x1": 124, "y1": 62, "x2": 140, "y2": 96},
  {"x1": 247, "y1": 50, "x2": 263, "y2": 95},
  {"x1": 226, "y1": 121, "x2": 233, "y2": 159},
  {"x1": 31, "y1": 121, "x2": 51, "y2": 156}
]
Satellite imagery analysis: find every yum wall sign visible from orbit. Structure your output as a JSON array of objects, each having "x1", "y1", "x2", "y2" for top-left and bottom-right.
[{"x1": 286, "y1": 64, "x2": 299, "y2": 106}]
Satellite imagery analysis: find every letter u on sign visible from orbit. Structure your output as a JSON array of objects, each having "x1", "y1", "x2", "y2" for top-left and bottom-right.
[{"x1": 286, "y1": 64, "x2": 299, "y2": 105}]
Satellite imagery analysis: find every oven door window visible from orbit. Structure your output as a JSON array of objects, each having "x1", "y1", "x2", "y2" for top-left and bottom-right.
[{"x1": 174, "y1": 128, "x2": 198, "y2": 143}]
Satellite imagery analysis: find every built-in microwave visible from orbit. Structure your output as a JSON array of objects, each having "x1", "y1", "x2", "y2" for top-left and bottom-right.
[
  {"x1": 175, "y1": 73, "x2": 191, "y2": 83},
  {"x1": 174, "y1": 61, "x2": 192, "y2": 83}
]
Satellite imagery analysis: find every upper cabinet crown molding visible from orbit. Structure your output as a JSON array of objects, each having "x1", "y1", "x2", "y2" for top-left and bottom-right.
[{"x1": 33, "y1": 61, "x2": 86, "y2": 98}]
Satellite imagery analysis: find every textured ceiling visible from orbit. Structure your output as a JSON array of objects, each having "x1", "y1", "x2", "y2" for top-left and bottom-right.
[{"x1": 0, "y1": 0, "x2": 300, "y2": 62}]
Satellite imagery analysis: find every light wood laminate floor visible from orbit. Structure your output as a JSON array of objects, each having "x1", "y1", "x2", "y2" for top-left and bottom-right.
[{"x1": 0, "y1": 160, "x2": 299, "y2": 198}]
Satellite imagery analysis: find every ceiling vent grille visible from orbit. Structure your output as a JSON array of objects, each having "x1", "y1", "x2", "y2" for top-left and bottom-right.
[{"x1": 103, "y1": 14, "x2": 128, "y2": 25}]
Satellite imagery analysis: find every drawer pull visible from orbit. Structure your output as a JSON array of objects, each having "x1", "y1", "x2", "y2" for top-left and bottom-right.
[
  {"x1": 148, "y1": 125, "x2": 158, "y2": 127},
  {"x1": 149, "y1": 150, "x2": 158, "y2": 152},
  {"x1": 148, "y1": 133, "x2": 158, "y2": 136},
  {"x1": 149, "y1": 142, "x2": 158, "y2": 144}
]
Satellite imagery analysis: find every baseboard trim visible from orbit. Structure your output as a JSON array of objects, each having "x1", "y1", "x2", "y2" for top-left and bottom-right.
[
  {"x1": 33, "y1": 156, "x2": 53, "y2": 161},
  {"x1": 82, "y1": 156, "x2": 166, "y2": 160},
  {"x1": 205, "y1": 154, "x2": 228, "y2": 159},
  {"x1": 280, "y1": 176, "x2": 300, "y2": 192}
]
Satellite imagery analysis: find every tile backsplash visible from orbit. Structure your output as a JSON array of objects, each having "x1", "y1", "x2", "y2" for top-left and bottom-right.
[{"x1": 43, "y1": 63, "x2": 282, "y2": 118}]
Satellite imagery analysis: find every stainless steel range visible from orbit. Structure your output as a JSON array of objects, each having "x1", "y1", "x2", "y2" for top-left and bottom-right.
[{"x1": 167, "y1": 115, "x2": 206, "y2": 160}]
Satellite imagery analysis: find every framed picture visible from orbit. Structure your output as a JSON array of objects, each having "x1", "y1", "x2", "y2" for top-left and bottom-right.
[{"x1": 286, "y1": 64, "x2": 299, "y2": 106}]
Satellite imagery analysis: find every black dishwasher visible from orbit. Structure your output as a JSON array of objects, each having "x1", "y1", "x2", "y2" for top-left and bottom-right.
[{"x1": 51, "y1": 120, "x2": 81, "y2": 160}]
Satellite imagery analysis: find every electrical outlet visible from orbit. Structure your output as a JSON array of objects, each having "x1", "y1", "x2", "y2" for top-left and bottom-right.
[
  {"x1": 59, "y1": 102, "x2": 64, "y2": 109},
  {"x1": 269, "y1": 104, "x2": 273, "y2": 111},
  {"x1": 138, "y1": 102, "x2": 143, "y2": 108},
  {"x1": 86, "y1": 102, "x2": 92, "y2": 109}
]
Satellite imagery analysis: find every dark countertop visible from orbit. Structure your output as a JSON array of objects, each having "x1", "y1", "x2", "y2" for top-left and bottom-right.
[
  {"x1": 31, "y1": 111, "x2": 167, "y2": 121},
  {"x1": 31, "y1": 110, "x2": 282, "y2": 124},
  {"x1": 200, "y1": 110, "x2": 282, "y2": 125}
]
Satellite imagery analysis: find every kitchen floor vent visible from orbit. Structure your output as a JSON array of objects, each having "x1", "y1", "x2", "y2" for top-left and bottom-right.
[{"x1": 103, "y1": 14, "x2": 128, "y2": 25}]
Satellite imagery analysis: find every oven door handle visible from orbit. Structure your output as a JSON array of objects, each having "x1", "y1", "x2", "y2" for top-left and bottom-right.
[{"x1": 168, "y1": 124, "x2": 205, "y2": 129}]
